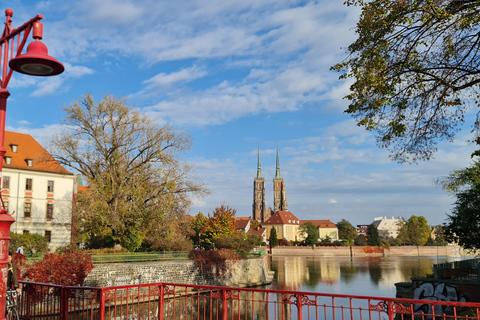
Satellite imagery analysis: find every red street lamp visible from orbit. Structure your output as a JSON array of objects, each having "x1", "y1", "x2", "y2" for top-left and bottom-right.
[{"x1": 0, "y1": 8, "x2": 63, "y2": 319}]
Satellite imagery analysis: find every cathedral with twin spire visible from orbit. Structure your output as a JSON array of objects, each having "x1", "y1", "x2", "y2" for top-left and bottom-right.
[{"x1": 252, "y1": 144, "x2": 288, "y2": 223}]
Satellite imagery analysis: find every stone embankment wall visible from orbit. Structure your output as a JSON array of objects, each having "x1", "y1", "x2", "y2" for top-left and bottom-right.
[
  {"x1": 84, "y1": 256, "x2": 274, "y2": 288},
  {"x1": 270, "y1": 245, "x2": 464, "y2": 257}
]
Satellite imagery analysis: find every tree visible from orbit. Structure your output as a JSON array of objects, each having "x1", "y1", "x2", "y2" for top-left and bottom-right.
[
  {"x1": 437, "y1": 159, "x2": 480, "y2": 194},
  {"x1": 214, "y1": 233, "x2": 263, "y2": 257},
  {"x1": 50, "y1": 94, "x2": 207, "y2": 251},
  {"x1": 444, "y1": 187, "x2": 480, "y2": 251},
  {"x1": 191, "y1": 212, "x2": 208, "y2": 248},
  {"x1": 299, "y1": 222, "x2": 319, "y2": 246},
  {"x1": 141, "y1": 214, "x2": 194, "y2": 251},
  {"x1": 435, "y1": 159, "x2": 480, "y2": 250},
  {"x1": 331, "y1": 0, "x2": 480, "y2": 162},
  {"x1": 354, "y1": 234, "x2": 368, "y2": 246},
  {"x1": 10, "y1": 233, "x2": 49, "y2": 255},
  {"x1": 269, "y1": 228, "x2": 279, "y2": 247},
  {"x1": 200, "y1": 205, "x2": 237, "y2": 250},
  {"x1": 366, "y1": 223, "x2": 380, "y2": 246},
  {"x1": 337, "y1": 219, "x2": 358, "y2": 242},
  {"x1": 396, "y1": 215, "x2": 431, "y2": 246}
]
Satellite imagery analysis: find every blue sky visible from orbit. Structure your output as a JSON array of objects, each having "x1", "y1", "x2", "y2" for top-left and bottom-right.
[{"x1": 1, "y1": 0, "x2": 477, "y2": 226}]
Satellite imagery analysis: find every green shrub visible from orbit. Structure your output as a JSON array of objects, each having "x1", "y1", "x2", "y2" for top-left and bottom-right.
[{"x1": 10, "y1": 232, "x2": 49, "y2": 255}]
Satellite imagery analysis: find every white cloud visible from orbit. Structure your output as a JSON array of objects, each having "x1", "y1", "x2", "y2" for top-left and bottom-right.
[
  {"x1": 329, "y1": 199, "x2": 338, "y2": 204},
  {"x1": 64, "y1": 63, "x2": 95, "y2": 78},
  {"x1": 31, "y1": 77, "x2": 64, "y2": 97},
  {"x1": 144, "y1": 66, "x2": 207, "y2": 89}
]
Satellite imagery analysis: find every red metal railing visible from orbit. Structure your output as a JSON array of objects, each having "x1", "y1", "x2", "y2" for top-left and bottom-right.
[{"x1": 17, "y1": 281, "x2": 480, "y2": 319}]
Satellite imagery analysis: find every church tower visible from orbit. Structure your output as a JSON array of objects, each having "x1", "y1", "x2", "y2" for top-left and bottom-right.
[
  {"x1": 273, "y1": 144, "x2": 287, "y2": 212},
  {"x1": 252, "y1": 144, "x2": 266, "y2": 222}
]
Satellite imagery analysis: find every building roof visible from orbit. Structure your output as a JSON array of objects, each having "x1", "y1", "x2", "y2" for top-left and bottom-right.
[
  {"x1": 4, "y1": 131, "x2": 72, "y2": 175},
  {"x1": 247, "y1": 227, "x2": 266, "y2": 236},
  {"x1": 263, "y1": 211, "x2": 300, "y2": 225},
  {"x1": 300, "y1": 219, "x2": 337, "y2": 229},
  {"x1": 77, "y1": 185, "x2": 89, "y2": 192},
  {"x1": 235, "y1": 217, "x2": 251, "y2": 230}
]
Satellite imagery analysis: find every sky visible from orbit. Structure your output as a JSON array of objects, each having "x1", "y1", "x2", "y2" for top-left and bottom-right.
[{"x1": 0, "y1": 0, "x2": 477, "y2": 227}]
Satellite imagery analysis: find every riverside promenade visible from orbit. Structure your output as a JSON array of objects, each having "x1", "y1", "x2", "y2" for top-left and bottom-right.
[{"x1": 270, "y1": 245, "x2": 463, "y2": 257}]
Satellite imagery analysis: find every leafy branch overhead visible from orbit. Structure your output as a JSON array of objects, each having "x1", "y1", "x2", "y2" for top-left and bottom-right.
[{"x1": 332, "y1": 0, "x2": 480, "y2": 162}]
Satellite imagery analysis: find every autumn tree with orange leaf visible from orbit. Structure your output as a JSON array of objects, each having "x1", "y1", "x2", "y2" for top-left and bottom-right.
[{"x1": 200, "y1": 205, "x2": 236, "y2": 250}]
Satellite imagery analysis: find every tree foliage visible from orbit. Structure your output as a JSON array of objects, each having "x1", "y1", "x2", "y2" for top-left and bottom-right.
[
  {"x1": 437, "y1": 160, "x2": 480, "y2": 194},
  {"x1": 269, "y1": 228, "x2": 279, "y2": 247},
  {"x1": 299, "y1": 222, "x2": 319, "y2": 246},
  {"x1": 200, "y1": 205, "x2": 237, "y2": 250},
  {"x1": 366, "y1": 223, "x2": 380, "y2": 246},
  {"x1": 437, "y1": 159, "x2": 480, "y2": 250},
  {"x1": 332, "y1": 0, "x2": 480, "y2": 162},
  {"x1": 51, "y1": 94, "x2": 207, "y2": 251},
  {"x1": 214, "y1": 233, "x2": 263, "y2": 257},
  {"x1": 10, "y1": 233, "x2": 49, "y2": 255},
  {"x1": 444, "y1": 187, "x2": 480, "y2": 251},
  {"x1": 191, "y1": 212, "x2": 208, "y2": 248},
  {"x1": 354, "y1": 234, "x2": 368, "y2": 246},
  {"x1": 396, "y1": 215, "x2": 431, "y2": 246},
  {"x1": 337, "y1": 219, "x2": 358, "y2": 242}
]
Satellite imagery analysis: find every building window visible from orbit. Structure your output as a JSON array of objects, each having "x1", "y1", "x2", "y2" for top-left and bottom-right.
[
  {"x1": 3, "y1": 201, "x2": 8, "y2": 213},
  {"x1": 46, "y1": 203, "x2": 54, "y2": 219},
  {"x1": 24, "y1": 202, "x2": 31, "y2": 218},
  {"x1": 26, "y1": 159, "x2": 33, "y2": 167},
  {"x1": 5, "y1": 157, "x2": 11, "y2": 165},
  {"x1": 11, "y1": 145, "x2": 17, "y2": 153},
  {"x1": 2, "y1": 176, "x2": 9, "y2": 189},
  {"x1": 26, "y1": 178, "x2": 32, "y2": 191},
  {"x1": 23, "y1": 230, "x2": 29, "y2": 235},
  {"x1": 47, "y1": 181, "x2": 54, "y2": 192},
  {"x1": 45, "y1": 230, "x2": 51, "y2": 242}
]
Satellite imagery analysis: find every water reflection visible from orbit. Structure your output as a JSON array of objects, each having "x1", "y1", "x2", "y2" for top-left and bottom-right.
[{"x1": 267, "y1": 256, "x2": 456, "y2": 297}]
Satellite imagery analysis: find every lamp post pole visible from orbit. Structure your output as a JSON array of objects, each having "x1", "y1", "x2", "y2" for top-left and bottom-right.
[{"x1": 0, "y1": 9, "x2": 64, "y2": 319}]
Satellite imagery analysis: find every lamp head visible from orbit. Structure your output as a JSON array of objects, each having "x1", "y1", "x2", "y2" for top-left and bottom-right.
[{"x1": 9, "y1": 40, "x2": 64, "y2": 76}]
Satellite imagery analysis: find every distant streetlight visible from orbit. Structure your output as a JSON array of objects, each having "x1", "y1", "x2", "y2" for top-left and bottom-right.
[{"x1": 0, "y1": 8, "x2": 64, "y2": 319}]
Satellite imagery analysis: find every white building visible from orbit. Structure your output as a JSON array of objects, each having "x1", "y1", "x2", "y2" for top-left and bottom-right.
[
  {"x1": 2, "y1": 132, "x2": 75, "y2": 251},
  {"x1": 372, "y1": 216, "x2": 400, "y2": 240}
]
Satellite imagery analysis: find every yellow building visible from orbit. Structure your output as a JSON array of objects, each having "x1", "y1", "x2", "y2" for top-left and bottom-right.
[
  {"x1": 263, "y1": 210, "x2": 301, "y2": 242},
  {"x1": 300, "y1": 219, "x2": 339, "y2": 241}
]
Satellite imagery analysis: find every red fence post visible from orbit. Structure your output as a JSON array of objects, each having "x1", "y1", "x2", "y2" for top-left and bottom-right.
[
  {"x1": 25, "y1": 283, "x2": 32, "y2": 320},
  {"x1": 222, "y1": 289, "x2": 227, "y2": 320},
  {"x1": 99, "y1": 288, "x2": 105, "y2": 320},
  {"x1": 387, "y1": 300, "x2": 394, "y2": 320},
  {"x1": 60, "y1": 286, "x2": 68, "y2": 320},
  {"x1": 296, "y1": 294, "x2": 303, "y2": 320},
  {"x1": 159, "y1": 285, "x2": 164, "y2": 320}
]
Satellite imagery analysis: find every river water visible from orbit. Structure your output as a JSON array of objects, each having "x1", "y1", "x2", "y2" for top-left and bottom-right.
[{"x1": 265, "y1": 255, "x2": 459, "y2": 298}]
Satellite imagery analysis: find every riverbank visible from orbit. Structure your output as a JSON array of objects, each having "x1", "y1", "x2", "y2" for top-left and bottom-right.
[
  {"x1": 269, "y1": 245, "x2": 465, "y2": 257},
  {"x1": 84, "y1": 255, "x2": 274, "y2": 288}
]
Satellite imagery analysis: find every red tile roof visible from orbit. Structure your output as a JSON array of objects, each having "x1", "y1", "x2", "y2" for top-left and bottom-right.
[
  {"x1": 247, "y1": 227, "x2": 265, "y2": 236},
  {"x1": 77, "y1": 185, "x2": 89, "y2": 192},
  {"x1": 235, "y1": 217, "x2": 250, "y2": 230},
  {"x1": 300, "y1": 219, "x2": 337, "y2": 228},
  {"x1": 4, "y1": 131, "x2": 72, "y2": 175},
  {"x1": 263, "y1": 211, "x2": 300, "y2": 225}
]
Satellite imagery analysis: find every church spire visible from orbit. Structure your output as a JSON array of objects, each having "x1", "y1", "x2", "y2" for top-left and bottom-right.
[
  {"x1": 256, "y1": 143, "x2": 262, "y2": 178},
  {"x1": 275, "y1": 142, "x2": 281, "y2": 179}
]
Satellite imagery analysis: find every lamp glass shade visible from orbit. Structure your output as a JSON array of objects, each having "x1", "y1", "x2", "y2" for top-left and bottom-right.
[{"x1": 9, "y1": 41, "x2": 64, "y2": 76}]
